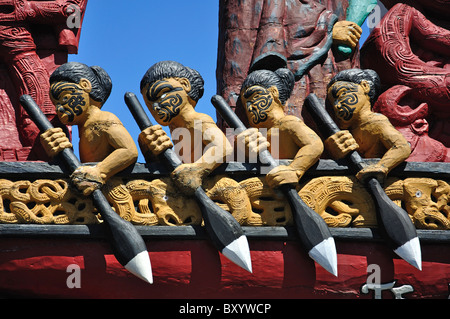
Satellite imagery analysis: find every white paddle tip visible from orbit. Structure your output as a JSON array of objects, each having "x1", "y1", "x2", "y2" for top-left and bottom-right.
[
  {"x1": 125, "y1": 251, "x2": 154, "y2": 284},
  {"x1": 222, "y1": 235, "x2": 253, "y2": 273},
  {"x1": 394, "y1": 237, "x2": 422, "y2": 271},
  {"x1": 309, "y1": 237, "x2": 338, "y2": 277}
]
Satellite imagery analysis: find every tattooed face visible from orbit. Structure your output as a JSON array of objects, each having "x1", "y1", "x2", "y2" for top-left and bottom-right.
[
  {"x1": 144, "y1": 78, "x2": 188, "y2": 125},
  {"x1": 241, "y1": 86, "x2": 274, "y2": 126},
  {"x1": 50, "y1": 82, "x2": 88, "y2": 124},
  {"x1": 328, "y1": 81, "x2": 367, "y2": 128}
]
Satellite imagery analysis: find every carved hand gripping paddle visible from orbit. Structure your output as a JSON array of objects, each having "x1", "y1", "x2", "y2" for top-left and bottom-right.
[
  {"x1": 211, "y1": 94, "x2": 338, "y2": 276},
  {"x1": 20, "y1": 95, "x2": 153, "y2": 283},
  {"x1": 125, "y1": 92, "x2": 252, "y2": 273},
  {"x1": 305, "y1": 93, "x2": 422, "y2": 270}
]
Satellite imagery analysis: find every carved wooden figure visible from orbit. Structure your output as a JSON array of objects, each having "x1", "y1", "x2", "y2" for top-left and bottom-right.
[
  {"x1": 132, "y1": 61, "x2": 252, "y2": 272},
  {"x1": 305, "y1": 69, "x2": 422, "y2": 270},
  {"x1": 34, "y1": 62, "x2": 152, "y2": 282},
  {"x1": 40, "y1": 62, "x2": 138, "y2": 196},
  {"x1": 322, "y1": 69, "x2": 411, "y2": 183},
  {"x1": 236, "y1": 68, "x2": 324, "y2": 188},
  {"x1": 139, "y1": 61, "x2": 233, "y2": 195},
  {"x1": 212, "y1": 94, "x2": 338, "y2": 277},
  {"x1": 21, "y1": 92, "x2": 152, "y2": 284}
]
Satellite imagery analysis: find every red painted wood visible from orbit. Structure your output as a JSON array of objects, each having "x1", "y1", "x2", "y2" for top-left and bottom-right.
[
  {"x1": 361, "y1": 2, "x2": 450, "y2": 162},
  {"x1": 0, "y1": 0, "x2": 87, "y2": 161},
  {"x1": 0, "y1": 238, "x2": 448, "y2": 298}
]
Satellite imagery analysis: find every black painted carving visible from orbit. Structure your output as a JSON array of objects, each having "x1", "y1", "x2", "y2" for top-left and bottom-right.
[
  {"x1": 329, "y1": 82, "x2": 359, "y2": 121},
  {"x1": 243, "y1": 86, "x2": 274, "y2": 125},
  {"x1": 50, "y1": 82, "x2": 86, "y2": 122},
  {"x1": 147, "y1": 80, "x2": 184, "y2": 123}
]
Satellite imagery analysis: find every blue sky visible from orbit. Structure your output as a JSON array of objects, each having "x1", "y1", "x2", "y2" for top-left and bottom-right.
[{"x1": 69, "y1": 1, "x2": 370, "y2": 162}]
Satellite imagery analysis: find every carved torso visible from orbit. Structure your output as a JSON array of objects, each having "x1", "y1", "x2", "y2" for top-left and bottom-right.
[
  {"x1": 350, "y1": 113, "x2": 391, "y2": 159},
  {"x1": 79, "y1": 113, "x2": 124, "y2": 163},
  {"x1": 267, "y1": 115, "x2": 319, "y2": 160}
]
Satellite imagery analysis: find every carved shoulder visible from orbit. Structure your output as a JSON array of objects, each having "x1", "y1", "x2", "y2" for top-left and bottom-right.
[{"x1": 85, "y1": 111, "x2": 124, "y2": 133}]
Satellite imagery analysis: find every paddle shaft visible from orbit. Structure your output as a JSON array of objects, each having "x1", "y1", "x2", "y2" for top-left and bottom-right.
[
  {"x1": 211, "y1": 94, "x2": 333, "y2": 250},
  {"x1": 19, "y1": 94, "x2": 148, "y2": 267}
]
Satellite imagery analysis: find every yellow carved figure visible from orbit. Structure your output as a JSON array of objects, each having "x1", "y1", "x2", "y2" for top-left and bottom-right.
[
  {"x1": 40, "y1": 62, "x2": 138, "y2": 196},
  {"x1": 139, "y1": 61, "x2": 233, "y2": 195},
  {"x1": 325, "y1": 69, "x2": 411, "y2": 183},
  {"x1": 0, "y1": 178, "x2": 99, "y2": 225},
  {"x1": 385, "y1": 178, "x2": 450, "y2": 230},
  {"x1": 238, "y1": 68, "x2": 324, "y2": 188}
]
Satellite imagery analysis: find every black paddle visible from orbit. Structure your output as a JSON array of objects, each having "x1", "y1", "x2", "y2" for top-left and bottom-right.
[
  {"x1": 211, "y1": 94, "x2": 338, "y2": 276},
  {"x1": 124, "y1": 92, "x2": 252, "y2": 273},
  {"x1": 20, "y1": 94, "x2": 154, "y2": 283},
  {"x1": 304, "y1": 93, "x2": 422, "y2": 270}
]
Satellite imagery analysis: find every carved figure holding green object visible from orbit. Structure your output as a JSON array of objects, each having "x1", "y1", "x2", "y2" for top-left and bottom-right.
[{"x1": 336, "y1": 0, "x2": 378, "y2": 56}]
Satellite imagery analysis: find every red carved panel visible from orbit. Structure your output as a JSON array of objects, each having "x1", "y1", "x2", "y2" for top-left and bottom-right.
[
  {"x1": 0, "y1": 0, "x2": 87, "y2": 161},
  {"x1": 361, "y1": 1, "x2": 450, "y2": 162}
]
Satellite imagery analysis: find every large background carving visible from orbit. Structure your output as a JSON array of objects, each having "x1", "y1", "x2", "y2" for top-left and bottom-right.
[{"x1": 0, "y1": 0, "x2": 87, "y2": 161}]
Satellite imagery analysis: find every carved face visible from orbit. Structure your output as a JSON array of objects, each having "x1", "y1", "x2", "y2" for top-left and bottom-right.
[
  {"x1": 50, "y1": 81, "x2": 89, "y2": 125},
  {"x1": 327, "y1": 81, "x2": 370, "y2": 129},
  {"x1": 402, "y1": 178, "x2": 450, "y2": 230},
  {"x1": 240, "y1": 85, "x2": 275, "y2": 127},
  {"x1": 143, "y1": 78, "x2": 190, "y2": 125}
]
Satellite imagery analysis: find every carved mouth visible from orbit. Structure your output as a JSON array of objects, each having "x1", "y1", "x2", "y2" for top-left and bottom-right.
[
  {"x1": 157, "y1": 110, "x2": 170, "y2": 122},
  {"x1": 414, "y1": 207, "x2": 450, "y2": 230},
  {"x1": 57, "y1": 106, "x2": 75, "y2": 123},
  {"x1": 153, "y1": 103, "x2": 173, "y2": 123}
]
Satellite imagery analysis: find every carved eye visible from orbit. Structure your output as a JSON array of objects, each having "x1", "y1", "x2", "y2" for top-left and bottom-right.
[
  {"x1": 161, "y1": 93, "x2": 167, "y2": 99},
  {"x1": 415, "y1": 190, "x2": 422, "y2": 198},
  {"x1": 163, "y1": 195, "x2": 168, "y2": 201}
]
